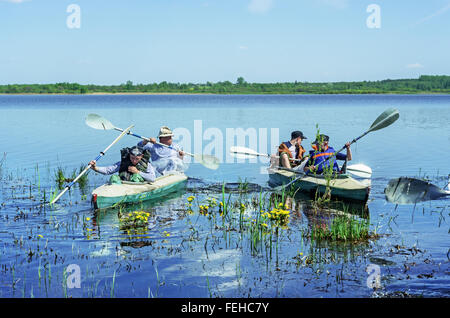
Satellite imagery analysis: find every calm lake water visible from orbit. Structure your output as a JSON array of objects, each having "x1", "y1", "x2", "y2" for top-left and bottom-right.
[{"x1": 0, "y1": 94, "x2": 448, "y2": 298}]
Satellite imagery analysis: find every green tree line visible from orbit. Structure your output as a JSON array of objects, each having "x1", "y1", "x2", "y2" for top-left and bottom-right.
[{"x1": 1, "y1": 75, "x2": 449, "y2": 94}]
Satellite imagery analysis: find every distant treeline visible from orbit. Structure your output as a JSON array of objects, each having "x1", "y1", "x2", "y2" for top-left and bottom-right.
[{"x1": 1, "y1": 75, "x2": 449, "y2": 94}]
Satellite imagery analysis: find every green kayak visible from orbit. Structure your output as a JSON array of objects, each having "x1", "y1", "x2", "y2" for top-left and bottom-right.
[
  {"x1": 268, "y1": 168, "x2": 371, "y2": 203},
  {"x1": 92, "y1": 173, "x2": 188, "y2": 210}
]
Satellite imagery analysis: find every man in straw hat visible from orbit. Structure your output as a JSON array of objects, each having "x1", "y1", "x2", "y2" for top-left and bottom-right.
[{"x1": 138, "y1": 126, "x2": 186, "y2": 175}]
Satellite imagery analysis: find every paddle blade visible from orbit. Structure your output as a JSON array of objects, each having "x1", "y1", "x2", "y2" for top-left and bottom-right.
[
  {"x1": 194, "y1": 154, "x2": 220, "y2": 170},
  {"x1": 86, "y1": 114, "x2": 115, "y2": 130},
  {"x1": 346, "y1": 164, "x2": 372, "y2": 178},
  {"x1": 229, "y1": 146, "x2": 260, "y2": 157},
  {"x1": 368, "y1": 108, "x2": 399, "y2": 133},
  {"x1": 384, "y1": 177, "x2": 448, "y2": 205}
]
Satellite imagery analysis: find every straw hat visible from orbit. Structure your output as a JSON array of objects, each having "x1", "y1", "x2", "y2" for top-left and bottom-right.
[{"x1": 158, "y1": 126, "x2": 174, "y2": 138}]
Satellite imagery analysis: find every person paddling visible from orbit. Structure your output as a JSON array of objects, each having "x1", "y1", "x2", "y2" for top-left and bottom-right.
[
  {"x1": 138, "y1": 126, "x2": 186, "y2": 175},
  {"x1": 304, "y1": 134, "x2": 352, "y2": 174},
  {"x1": 277, "y1": 130, "x2": 308, "y2": 169},
  {"x1": 89, "y1": 146, "x2": 156, "y2": 183}
]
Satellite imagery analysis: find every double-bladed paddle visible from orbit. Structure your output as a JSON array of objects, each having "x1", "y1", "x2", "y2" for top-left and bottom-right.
[
  {"x1": 229, "y1": 146, "x2": 373, "y2": 178},
  {"x1": 85, "y1": 114, "x2": 220, "y2": 170},
  {"x1": 49, "y1": 125, "x2": 134, "y2": 205},
  {"x1": 274, "y1": 108, "x2": 400, "y2": 191}
]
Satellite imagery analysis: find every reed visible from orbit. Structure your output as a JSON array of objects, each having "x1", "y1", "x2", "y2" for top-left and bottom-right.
[
  {"x1": 75, "y1": 164, "x2": 89, "y2": 193},
  {"x1": 54, "y1": 167, "x2": 66, "y2": 190},
  {"x1": 0, "y1": 152, "x2": 6, "y2": 180}
]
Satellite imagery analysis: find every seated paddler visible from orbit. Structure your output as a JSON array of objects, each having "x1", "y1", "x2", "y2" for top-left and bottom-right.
[
  {"x1": 276, "y1": 130, "x2": 308, "y2": 170},
  {"x1": 303, "y1": 134, "x2": 352, "y2": 175},
  {"x1": 137, "y1": 126, "x2": 186, "y2": 176},
  {"x1": 89, "y1": 146, "x2": 156, "y2": 184}
]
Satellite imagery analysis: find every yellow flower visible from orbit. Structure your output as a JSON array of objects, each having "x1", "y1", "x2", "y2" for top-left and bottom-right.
[
  {"x1": 37, "y1": 234, "x2": 43, "y2": 239},
  {"x1": 86, "y1": 217, "x2": 91, "y2": 221}
]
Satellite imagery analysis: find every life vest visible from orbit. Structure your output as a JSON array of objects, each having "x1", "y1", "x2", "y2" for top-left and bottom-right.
[
  {"x1": 308, "y1": 144, "x2": 340, "y2": 174},
  {"x1": 278, "y1": 141, "x2": 306, "y2": 167},
  {"x1": 118, "y1": 147, "x2": 151, "y2": 181}
]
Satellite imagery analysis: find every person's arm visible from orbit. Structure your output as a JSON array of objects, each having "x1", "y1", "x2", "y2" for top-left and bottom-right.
[
  {"x1": 345, "y1": 142, "x2": 352, "y2": 161},
  {"x1": 172, "y1": 143, "x2": 184, "y2": 159},
  {"x1": 336, "y1": 143, "x2": 352, "y2": 161},
  {"x1": 128, "y1": 164, "x2": 155, "y2": 182},
  {"x1": 303, "y1": 157, "x2": 316, "y2": 172},
  {"x1": 138, "y1": 139, "x2": 156, "y2": 149},
  {"x1": 280, "y1": 153, "x2": 291, "y2": 168},
  {"x1": 138, "y1": 164, "x2": 156, "y2": 182},
  {"x1": 90, "y1": 161, "x2": 120, "y2": 175}
]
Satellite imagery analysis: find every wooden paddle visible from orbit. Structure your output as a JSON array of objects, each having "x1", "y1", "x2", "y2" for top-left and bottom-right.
[
  {"x1": 85, "y1": 114, "x2": 220, "y2": 170},
  {"x1": 274, "y1": 108, "x2": 400, "y2": 191},
  {"x1": 50, "y1": 125, "x2": 134, "y2": 205}
]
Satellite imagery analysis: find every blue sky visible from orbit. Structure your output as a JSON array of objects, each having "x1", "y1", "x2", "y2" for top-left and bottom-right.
[{"x1": 1, "y1": 0, "x2": 449, "y2": 84}]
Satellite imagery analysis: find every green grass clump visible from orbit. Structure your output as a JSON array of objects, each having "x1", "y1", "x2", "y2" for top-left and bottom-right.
[
  {"x1": 55, "y1": 167, "x2": 66, "y2": 190},
  {"x1": 309, "y1": 215, "x2": 372, "y2": 242}
]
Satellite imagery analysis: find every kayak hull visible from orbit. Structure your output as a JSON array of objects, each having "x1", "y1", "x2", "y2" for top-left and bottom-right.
[
  {"x1": 268, "y1": 168, "x2": 371, "y2": 203},
  {"x1": 92, "y1": 173, "x2": 188, "y2": 210}
]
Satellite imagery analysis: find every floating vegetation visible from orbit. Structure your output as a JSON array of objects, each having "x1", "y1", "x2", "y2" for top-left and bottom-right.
[
  {"x1": 118, "y1": 210, "x2": 152, "y2": 236},
  {"x1": 306, "y1": 215, "x2": 374, "y2": 243}
]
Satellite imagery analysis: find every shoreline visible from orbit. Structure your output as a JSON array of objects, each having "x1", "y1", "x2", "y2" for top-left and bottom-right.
[{"x1": 0, "y1": 92, "x2": 449, "y2": 96}]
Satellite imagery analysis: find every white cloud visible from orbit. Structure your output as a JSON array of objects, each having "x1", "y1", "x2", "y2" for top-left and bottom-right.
[
  {"x1": 406, "y1": 63, "x2": 424, "y2": 69},
  {"x1": 248, "y1": 0, "x2": 273, "y2": 14}
]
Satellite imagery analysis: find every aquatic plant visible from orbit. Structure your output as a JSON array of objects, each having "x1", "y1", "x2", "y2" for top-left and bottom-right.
[
  {"x1": 54, "y1": 166, "x2": 66, "y2": 190},
  {"x1": 54, "y1": 163, "x2": 89, "y2": 193},
  {"x1": 0, "y1": 152, "x2": 6, "y2": 180},
  {"x1": 307, "y1": 215, "x2": 372, "y2": 242},
  {"x1": 76, "y1": 164, "x2": 89, "y2": 193},
  {"x1": 261, "y1": 203, "x2": 290, "y2": 228},
  {"x1": 118, "y1": 210, "x2": 151, "y2": 232}
]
